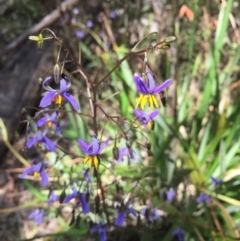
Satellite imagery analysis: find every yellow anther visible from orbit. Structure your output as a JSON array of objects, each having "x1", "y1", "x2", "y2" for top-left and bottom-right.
[{"x1": 53, "y1": 95, "x2": 63, "y2": 105}]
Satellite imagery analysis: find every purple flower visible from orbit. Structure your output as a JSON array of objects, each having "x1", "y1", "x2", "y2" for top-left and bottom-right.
[
  {"x1": 110, "y1": 10, "x2": 116, "y2": 19},
  {"x1": 134, "y1": 109, "x2": 159, "y2": 126},
  {"x1": 37, "y1": 112, "x2": 60, "y2": 134},
  {"x1": 98, "y1": 15, "x2": 103, "y2": 22},
  {"x1": 86, "y1": 20, "x2": 94, "y2": 28},
  {"x1": 63, "y1": 189, "x2": 90, "y2": 214},
  {"x1": 47, "y1": 191, "x2": 59, "y2": 206},
  {"x1": 117, "y1": 147, "x2": 136, "y2": 163},
  {"x1": 166, "y1": 188, "x2": 176, "y2": 202},
  {"x1": 115, "y1": 207, "x2": 137, "y2": 226},
  {"x1": 28, "y1": 209, "x2": 44, "y2": 225},
  {"x1": 22, "y1": 162, "x2": 49, "y2": 186},
  {"x1": 73, "y1": 7, "x2": 80, "y2": 14},
  {"x1": 196, "y1": 192, "x2": 211, "y2": 204},
  {"x1": 172, "y1": 228, "x2": 185, "y2": 241},
  {"x1": 39, "y1": 76, "x2": 79, "y2": 111},
  {"x1": 26, "y1": 130, "x2": 56, "y2": 152},
  {"x1": 141, "y1": 207, "x2": 160, "y2": 222},
  {"x1": 91, "y1": 221, "x2": 107, "y2": 241},
  {"x1": 211, "y1": 176, "x2": 222, "y2": 187},
  {"x1": 78, "y1": 136, "x2": 109, "y2": 168},
  {"x1": 134, "y1": 72, "x2": 172, "y2": 109},
  {"x1": 75, "y1": 29, "x2": 85, "y2": 39}
]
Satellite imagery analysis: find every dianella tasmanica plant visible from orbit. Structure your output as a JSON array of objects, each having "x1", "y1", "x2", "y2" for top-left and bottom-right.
[{"x1": 19, "y1": 28, "x2": 196, "y2": 241}]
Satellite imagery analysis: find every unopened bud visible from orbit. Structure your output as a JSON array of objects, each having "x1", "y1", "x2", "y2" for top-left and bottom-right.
[
  {"x1": 53, "y1": 63, "x2": 61, "y2": 84},
  {"x1": 95, "y1": 194, "x2": 100, "y2": 214},
  {"x1": 161, "y1": 44, "x2": 170, "y2": 50},
  {"x1": 147, "y1": 150, "x2": 153, "y2": 157},
  {"x1": 164, "y1": 36, "x2": 176, "y2": 43},
  {"x1": 112, "y1": 146, "x2": 119, "y2": 161},
  {"x1": 38, "y1": 77, "x2": 43, "y2": 85},
  {"x1": 59, "y1": 189, "x2": 66, "y2": 203}
]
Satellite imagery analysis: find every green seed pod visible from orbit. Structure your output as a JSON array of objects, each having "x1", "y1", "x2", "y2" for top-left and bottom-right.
[
  {"x1": 164, "y1": 36, "x2": 176, "y2": 43},
  {"x1": 161, "y1": 44, "x2": 170, "y2": 50},
  {"x1": 112, "y1": 146, "x2": 119, "y2": 161},
  {"x1": 53, "y1": 63, "x2": 61, "y2": 84}
]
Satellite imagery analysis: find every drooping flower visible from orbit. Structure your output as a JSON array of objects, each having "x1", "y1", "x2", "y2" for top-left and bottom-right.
[
  {"x1": 172, "y1": 228, "x2": 185, "y2": 241},
  {"x1": 141, "y1": 207, "x2": 160, "y2": 222},
  {"x1": 117, "y1": 147, "x2": 136, "y2": 163},
  {"x1": 37, "y1": 112, "x2": 60, "y2": 134},
  {"x1": 28, "y1": 209, "x2": 44, "y2": 225},
  {"x1": 134, "y1": 109, "x2": 159, "y2": 128},
  {"x1": 47, "y1": 191, "x2": 59, "y2": 206},
  {"x1": 75, "y1": 29, "x2": 85, "y2": 39},
  {"x1": 73, "y1": 7, "x2": 80, "y2": 14},
  {"x1": 39, "y1": 76, "x2": 79, "y2": 111},
  {"x1": 211, "y1": 176, "x2": 222, "y2": 187},
  {"x1": 86, "y1": 20, "x2": 94, "y2": 28},
  {"x1": 115, "y1": 206, "x2": 137, "y2": 226},
  {"x1": 90, "y1": 221, "x2": 107, "y2": 241},
  {"x1": 78, "y1": 136, "x2": 110, "y2": 168},
  {"x1": 26, "y1": 130, "x2": 56, "y2": 151},
  {"x1": 196, "y1": 192, "x2": 211, "y2": 204},
  {"x1": 29, "y1": 34, "x2": 44, "y2": 50},
  {"x1": 22, "y1": 162, "x2": 49, "y2": 186},
  {"x1": 134, "y1": 72, "x2": 172, "y2": 110},
  {"x1": 166, "y1": 188, "x2": 176, "y2": 202},
  {"x1": 63, "y1": 189, "x2": 90, "y2": 214},
  {"x1": 110, "y1": 10, "x2": 116, "y2": 19}
]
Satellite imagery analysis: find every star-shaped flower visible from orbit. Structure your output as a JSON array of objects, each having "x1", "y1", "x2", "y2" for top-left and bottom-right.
[
  {"x1": 22, "y1": 162, "x2": 48, "y2": 186},
  {"x1": 63, "y1": 189, "x2": 90, "y2": 214},
  {"x1": 90, "y1": 221, "x2": 107, "y2": 241},
  {"x1": 134, "y1": 72, "x2": 172, "y2": 110},
  {"x1": 28, "y1": 209, "x2": 44, "y2": 225},
  {"x1": 78, "y1": 136, "x2": 109, "y2": 168},
  {"x1": 39, "y1": 76, "x2": 79, "y2": 111},
  {"x1": 26, "y1": 130, "x2": 56, "y2": 152},
  {"x1": 134, "y1": 109, "x2": 159, "y2": 127}
]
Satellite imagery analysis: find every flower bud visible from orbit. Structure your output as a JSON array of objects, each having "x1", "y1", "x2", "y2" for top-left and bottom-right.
[
  {"x1": 164, "y1": 36, "x2": 176, "y2": 43},
  {"x1": 53, "y1": 63, "x2": 61, "y2": 84},
  {"x1": 145, "y1": 141, "x2": 151, "y2": 150},
  {"x1": 161, "y1": 44, "x2": 170, "y2": 50},
  {"x1": 112, "y1": 146, "x2": 119, "y2": 161}
]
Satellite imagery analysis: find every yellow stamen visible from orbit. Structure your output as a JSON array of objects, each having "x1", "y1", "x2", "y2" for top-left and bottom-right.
[
  {"x1": 53, "y1": 95, "x2": 63, "y2": 105},
  {"x1": 46, "y1": 121, "x2": 52, "y2": 127},
  {"x1": 148, "y1": 120, "x2": 155, "y2": 130},
  {"x1": 84, "y1": 155, "x2": 99, "y2": 168},
  {"x1": 33, "y1": 172, "x2": 40, "y2": 178},
  {"x1": 52, "y1": 201, "x2": 59, "y2": 207},
  {"x1": 37, "y1": 142, "x2": 42, "y2": 147}
]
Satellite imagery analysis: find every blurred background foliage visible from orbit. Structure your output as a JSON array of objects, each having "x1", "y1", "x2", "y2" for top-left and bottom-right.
[{"x1": 1, "y1": 0, "x2": 240, "y2": 240}]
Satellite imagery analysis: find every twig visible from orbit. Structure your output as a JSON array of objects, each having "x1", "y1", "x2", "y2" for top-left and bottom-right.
[{"x1": 0, "y1": 0, "x2": 79, "y2": 56}]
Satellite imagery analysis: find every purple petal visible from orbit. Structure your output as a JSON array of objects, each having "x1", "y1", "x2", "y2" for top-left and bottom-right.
[
  {"x1": 99, "y1": 138, "x2": 110, "y2": 154},
  {"x1": 153, "y1": 79, "x2": 172, "y2": 94},
  {"x1": 117, "y1": 147, "x2": 129, "y2": 162},
  {"x1": 28, "y1": 209, "x2": 39, "y2": 219},
  {"x1": 63, "y1": 190, "x2": 77, "y2": 203},
  {"x1": 78, "y1": 139, "x2": 89, "y2": 153},
  {"x1": 59, "y1": 79, "x2": 68, "y2": 93},
  {"x1": 146, "y1": 72, "x2": 156, "y2": 93},
  {"x1": 115, "y1": 211, "x2": 126, "y2": 226},
  {"x1": 22, "y1": 166, "x2": 36, "y2": 177},
  {"x1": 42, "y1": 137, "x2": 56, "y2": 151},
  {"x1": 149, "y1": 109, "x2": 159, "y2": 119},
  {"x1": 62, "y1": 93, "x2": 79, "y2": 111},
  {"x1": 79, "y1": 193, "x2": 90, "y2": 214},
  {"x1": 134, "y1": 73, "x2": 148, "y2": 94},
  {"x1": 26, "y1": 137, "x2": 36, "y2": 148},
  {"x1": 40, "y1": 170, "x2": 48, "y2": 186},
  {"x1": 50, "y1": 112, "x2": 57, "y2": 121},
  {"x1": 37, "y1": 116, "x2": 48, "y2": 127},
  {"x1": 134, "y1": 109, "x2": 144, "y2": 118},
  {"x1": 43, "y1": 76, "x2": 55, "y2": 91},
  {"x1": 99, "y1": 230, "x2": 107, "y2": 241},
  {"x1": 127, "y1": 208, "x2": 137, "y2": 216},
  {"x1": 39, "y1": 91, "x2": 58, "y2": 108},
  {"x1": 88, "y1": 137, "x2": 100, "y2": 155}
]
